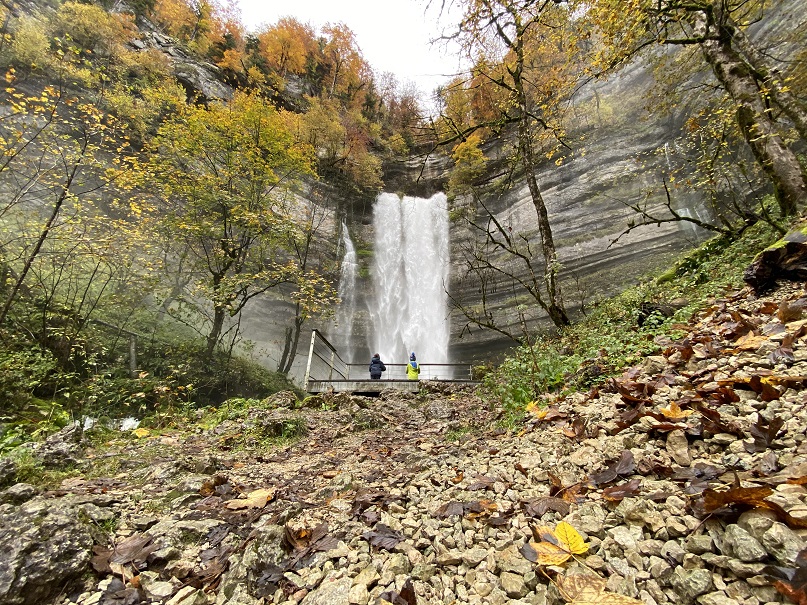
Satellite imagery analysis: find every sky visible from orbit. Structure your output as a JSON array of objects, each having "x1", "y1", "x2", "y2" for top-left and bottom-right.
[{"x1": 235, "y1": 0, "x2": 465, "y2": 97}]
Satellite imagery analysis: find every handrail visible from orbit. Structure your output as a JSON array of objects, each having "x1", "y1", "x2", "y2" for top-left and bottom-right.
[
  {"x1": 304, "y1": 330, "x2": 478, "y2": 391},
  {"x1": 304, "y1": 329, "x2": 350, "y2": 390}
]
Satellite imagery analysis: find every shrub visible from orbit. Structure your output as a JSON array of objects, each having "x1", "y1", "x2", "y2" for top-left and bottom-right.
[{"x1": 8, "y1": 17, "x2": 51, "y2": 71}]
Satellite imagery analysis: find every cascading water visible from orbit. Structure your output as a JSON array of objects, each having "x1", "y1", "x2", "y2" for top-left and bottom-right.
[
  {"x1": 332, "y1": 222, "x2": 358, "y2": 363},
  {"x1": 368, "y1": 192, "x2": 450, "y2": 372}
]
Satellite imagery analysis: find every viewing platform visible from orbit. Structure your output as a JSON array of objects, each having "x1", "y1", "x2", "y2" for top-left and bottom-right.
[{"x1": 304, "y1": 330, "x2": 480, "y2": 394}]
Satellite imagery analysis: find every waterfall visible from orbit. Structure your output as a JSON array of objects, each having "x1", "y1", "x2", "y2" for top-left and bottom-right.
[
  {"x1": 369, "y1": 192, "x2": 450, "y2": 370},
  {"x1": 332, "y1": 222, "x2": 358, "y2": 363}
]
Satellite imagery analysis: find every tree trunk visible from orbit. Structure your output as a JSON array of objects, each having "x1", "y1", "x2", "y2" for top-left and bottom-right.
[
  {"x1": 277, "y1": 312, "x2": 304, "y2": 374},
  {"x1": 206, "y1": 305, "x2": 225, "y2": 359},
  {"x1": 725, "y1": 16, "x2": 807, "y2": 142},
  {"x1": 696, "y1": 14, "x2": 807, "y2": 216},
  {"x1": 518, "y1": 117, "x2": 570, "y2": 327},
  {"x1": 0, "y1": 161, "x2": 81, "y2": 325}
]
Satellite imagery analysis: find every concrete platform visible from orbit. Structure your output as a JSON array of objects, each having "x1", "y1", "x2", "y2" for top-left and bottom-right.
[{"x1": 307, "y1": 379, "x2": 422, "y2": 394}]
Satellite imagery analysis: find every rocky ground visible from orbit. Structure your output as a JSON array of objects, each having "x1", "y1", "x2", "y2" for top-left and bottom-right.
[{"x1": 2, "y1": 282, "x2": 807, "y2": 605}]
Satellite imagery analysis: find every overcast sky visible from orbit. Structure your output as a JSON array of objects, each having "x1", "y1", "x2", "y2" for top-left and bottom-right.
[{"x1": 235, "y1": 0, "x2": 464, "y2": 96}]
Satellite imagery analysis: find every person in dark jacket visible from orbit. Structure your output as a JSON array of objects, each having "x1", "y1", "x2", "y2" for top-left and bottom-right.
[{"x1": 369, "y1": 353, "x2": 386, "y2": 379}]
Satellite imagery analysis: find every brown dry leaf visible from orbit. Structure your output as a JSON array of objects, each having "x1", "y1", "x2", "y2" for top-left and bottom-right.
[
  {"x1": 759, "y1": 301, "x2": 780, "y2": 315},
  {"x1": 589, "y1": 451, "x2": 635, "y2": 486},
  {"x1": 561, "y1": 417, "x2": 587, "y2": 440},
  {"x1": 224, "y1": 487, "x2": 275, "y2": 510},
  {"x1": 468, "y1": 475, "x2": 496, "y2": 491},
  {"x1": 602, "y1": 478, "x2": 642, "y2": 503},
  {"x1": 451, "y1": 470, "x2": 464, "y2": 484},
  {"x1": 702, "y1": 486, "x2": 807, "y2": 529},
  {"x1": 466, "y1": 499, "x2": 498, "y2": 520},
  {"x1": 735, "y1": 331, "x2": 769, "y2": 351},
  {"x1": 558, "y1": 572, "x2": 644, "y2": 604},
  {"x1": 522, "y1": 496, "x2": 571, "y2": 518}
]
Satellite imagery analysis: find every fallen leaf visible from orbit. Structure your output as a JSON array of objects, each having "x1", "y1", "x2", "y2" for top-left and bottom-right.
[
  {"x1": 377, "y1": 578, "x2": 417, "y2": 605},
  {"x1": 602, "y1": 478, "x2": 642, "y2": 502},
  {"x1": 735, "y1": 331, "x2": 769, "y2": 351},
  {"x1": 557, "y1": 572, "x2": 644, "y2": 604},
  {"x1": 467, "y1": 475, "x2": 497, "y2": 491},
  {"x1": 434, "y1": 501, "x2": 465, "y2": 518},
  {"x1": 522, "y1": 497, "x2": 571, "y2": 518},
  {"x1": 526, "y1": 521, "x2": 588, "y2": 566},
  {"x1": 745, "y1": 415, "x2": 786, "y2": 453},
  {"x1": 659, "y1": 401, "x2": 694, "y2": 420},
  {"x1": 362, "y1": 524, "x2": 404, "y2": 551},
  {"x1": 778, "y1": 299, "x2": 807, "y2": 323},
  {"x1": 590, "y1": 451, "x2": 636, "y2": 486},
  {"x1": 765, "y1": 548, "x2": 807, "y2": 605},
  {"x1": 224, "y1": 487, "x2": 275, "y2": 510},
  {"x1": 702, "y1": 486, "x2": 807, "y2": 529},
  {"x1": 132, "y1": 427, "x2": 150, "y2": 438}
]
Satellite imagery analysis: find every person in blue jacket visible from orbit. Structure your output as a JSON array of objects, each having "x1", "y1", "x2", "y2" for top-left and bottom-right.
[
  {"x1": 407, "y1": 352, "x2": 420, "y2": 380},
  {"x1": 369, "y1": 353, "x2": 386, "y2": 379}
]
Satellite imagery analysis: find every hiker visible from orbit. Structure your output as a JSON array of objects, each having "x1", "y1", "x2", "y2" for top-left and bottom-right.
[
  {"x1": 407, "y1": 352, "x2": 420, "y2": 380},
  {"x1": 369, "y1": 353, "x2": 386, "y2": 379}
]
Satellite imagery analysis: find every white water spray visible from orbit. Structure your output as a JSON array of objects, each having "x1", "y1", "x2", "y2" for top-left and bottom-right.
[
  {"x1": 332, "y1": 222, "x2": 358, "y2": 363},
  {"x1": 369, "y1": 192, "x2": 450, "y2": 368}
]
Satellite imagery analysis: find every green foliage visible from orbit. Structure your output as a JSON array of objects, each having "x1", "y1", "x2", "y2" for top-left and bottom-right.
[
  {"x1": 0, "y1": 349, "x2": 59, "y2": 407},
  {"x1": 484, "y1": 220, "x2": 782, "y2": 419},
  {"x1": 484, "y1": 342, "x2": 582, "y2": 420},
  {"x1": 445, "y1": 424, "x2": 475, "y2": 442},
  {"x1": 7, "y1": 17, "x2": 51, "y2": 70},
  {"x1": 447, "y1": 134, "x2": 487, "y2": 197}
]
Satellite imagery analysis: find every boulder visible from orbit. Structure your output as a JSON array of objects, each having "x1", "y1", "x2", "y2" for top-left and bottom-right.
[
  {"x1": 744, "y1": 223, "x2": 807, "y2": 291},
  {"x1": 0, "y1": 497, "x2": 93, "y2": 604}
]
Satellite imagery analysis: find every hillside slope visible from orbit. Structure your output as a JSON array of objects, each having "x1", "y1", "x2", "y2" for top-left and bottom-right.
[{"x1": 1, "y1": 272, "x2": 806, "y2": 605}]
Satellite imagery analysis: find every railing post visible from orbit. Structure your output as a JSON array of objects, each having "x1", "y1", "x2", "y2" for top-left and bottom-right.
[
  {"x1": 304, "y1": 330, "x2": 317, "y2": 391},
  {"x1": 328, "y1": 349, "x2": 335, "y2": 380}
]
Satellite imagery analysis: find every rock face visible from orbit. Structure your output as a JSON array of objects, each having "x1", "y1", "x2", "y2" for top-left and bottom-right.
[{"x1": 0, "y1": 498, "x2": 94, "y2": 605}]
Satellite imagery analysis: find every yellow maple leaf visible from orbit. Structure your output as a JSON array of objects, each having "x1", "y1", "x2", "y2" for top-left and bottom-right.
[
  {"x1": 132, "y1": 427, "x2": 150, "y2": 438},
  {"x1": 658, "y1": 401, "x2": 694, "y2": 420},
  {"x1": 558, "y1": 572, "x2": 644, "y2": 604},
  {"x1": 528, "y1": 521, "x2": 588, "y2": 565},
  {"x1": 526, "y1": 401, "x2": 550, "y2": 420}
]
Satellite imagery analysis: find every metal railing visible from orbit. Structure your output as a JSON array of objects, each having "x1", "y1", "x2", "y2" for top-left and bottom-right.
[{"x1": 304, "y1": 330, "x2": 476, "y2": 391}]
